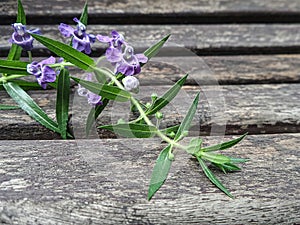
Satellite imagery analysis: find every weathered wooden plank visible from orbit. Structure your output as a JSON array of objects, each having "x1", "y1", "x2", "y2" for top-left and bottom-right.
[
  {"x1": 141, "y1": 55, "x2": 300, "y2": 85},
  {"x1": 1, "y1": 24, "x2": 300, "y2": 56},
  {"x1": 2, "y1": 0, "x2": 300, "y2": 24},
  {"x1": 0, "y1": 134, "x2": 299, "y2": 224},
  {"x1": 0, "y1": 83, "x2": 299, "y2": 139}
]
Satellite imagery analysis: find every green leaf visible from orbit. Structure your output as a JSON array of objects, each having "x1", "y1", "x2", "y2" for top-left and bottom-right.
[
  {"x1": 17, "y1": 0, "x2": 26, "y2": 24},
  {"x1": 0, "y1": 80, "x2": 41, "y2": 91},
  {"x1": 174, "y1": 92, "x2": 200, "y2": 141},
  {"x1": 72, "y1": 77, "x2": 131, "y2": 102},
  {"x1": 198, "y1": 158, "x2": 233, "y2": 198},
  {"x1": 201, "y1": 152, "x2": 231, "y2": 164},
  {"x1": 148, "y1": 144, "x2": 173, "y2": 200},
  {"x1": 0, "y1": 60, "x2": 29, "y2": 75},
  {"x1": 187, "y1": 137, "x2": 203, "y2": 154},
  {"x1": 160, "y1": 124, "x2": 180, "y2": 135},
  {"x1": 144, "y1": 34, "x2": 171, "y2": 59},
  {"x1": 201, "y1": 133, "x2": 247, "y2": 152},
  {"x1": 7, "y1": 0, "x2": 26, "y2": 61},
  {"x1": 85, "y1": 98, "x2": 109, "y2": 137},
  {"x1": 229, "y1": 157, "x2": 249, "y2": 163},
  {"x1": 93, "y1": 68, "x2": 110, "y2": 84},
  {"x1": 3, "y1": 82, "x2": 59, "y2": 133},
  {"x1": 31, "y1": 34, "x2": 95, "y2": 71},
  {"x1": 100, "y1": 123, "x2": 157, "y2": 138},
  {"x1": 0, "y1": 104, "x2": 20, "y2": 110},
  {"x1": 146, "y1": 74, "x2": 188, "y2": 115},
  {"x1": 56, "y1": 68, "x2": 70, "y2": 139},
  {"x1": 212, "y1": 162, "x2": 241, "y2": 174},
  {"x1": 79, "y1": 1, "x2": 88, "y2": 26}
]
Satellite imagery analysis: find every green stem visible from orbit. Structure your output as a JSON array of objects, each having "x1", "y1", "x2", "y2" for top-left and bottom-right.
[
  {"x1": 27, "y1": 51, "x2": 32, "y2": 63},
  {"x1": 0, "y1": 74, "x2": 28, "y2": 83},
  {"x1": 93, "y1": 66, "x2": 186, "y2": 151},
  {"x1": 49, "y1": 62, "x2": 74, "y2": 68}
]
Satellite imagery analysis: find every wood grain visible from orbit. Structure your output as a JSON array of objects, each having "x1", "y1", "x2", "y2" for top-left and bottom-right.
[
  {"x1": 1, "y1": 24, "x2": 300, "y2": 56},
  {"x1": 0, "y1": 134, "x2": 299, "y2": 224},
  {"x1": 1, "y1": 83, "x2": 299, "y2": 139},
  {"x1": 1, "y1": 0, "x2": 300, "y2": 24}
]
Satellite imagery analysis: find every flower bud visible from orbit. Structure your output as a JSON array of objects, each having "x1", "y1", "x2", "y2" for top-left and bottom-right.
[
  {"x1": 122, "y1": 76, "x2": 139, "y2": 93},
  {"x1": 155, "y1": 111, "x2": 163, "y2": 120}
]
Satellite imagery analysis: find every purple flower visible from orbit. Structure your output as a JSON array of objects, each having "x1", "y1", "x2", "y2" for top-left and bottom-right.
[
  {"x1": 58, "y1": 18, "x2": 95, "y2": 54},
  {"x1": 78, "y1": 74, "x2": 102, "y2": 107},
  {"x1": 114, "y1": 45, "x2": 148, "y2": 76},
  {"x1": 27, "y1": 56, "x2": 58, "y2": 89},
  {"x1": 97, "y1": 31, "x2": 148, "y2": 76},
  {"x1": 96, "y1": 30, "x2": 125, "y2": 62},
  {"x1": 10, "y1": 23, "x2": 40, "y2": 51}
]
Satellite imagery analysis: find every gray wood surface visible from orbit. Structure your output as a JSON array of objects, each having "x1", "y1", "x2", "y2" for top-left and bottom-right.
[
  {"x1": 141, "y1": 55, "x2": 300, "y2": 85},
  {"x1": 1, "y1": 24, "x2": 300, "y2": 56},
  {"x1": 1, "y1": 83, "x2": 299, "y2": 139},
  {"x1": 2, "y1": 0, "x2": 300, "y2": 24},
  {"x1": 0, "y1": 134, "x2": 299, "y2": 224}
]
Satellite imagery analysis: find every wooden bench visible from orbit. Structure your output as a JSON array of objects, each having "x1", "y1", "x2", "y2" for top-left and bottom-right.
[{"x1": 0, "y1": 0, "x2": 299, "y2": 224}]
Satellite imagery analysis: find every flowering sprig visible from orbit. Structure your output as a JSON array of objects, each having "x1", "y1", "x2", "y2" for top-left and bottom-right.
[{"x1": 0, "y1": 0, "x2": 249, "y2": 200}]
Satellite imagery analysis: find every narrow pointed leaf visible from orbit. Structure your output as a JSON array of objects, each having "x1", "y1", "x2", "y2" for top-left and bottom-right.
[
  {"x1": 17, "y1": 0, "x2": 26, "y2": 24},
  {"x1": 144, "y1": 34, "x2": 171, "y2": 59},
  {"x1": 174, "y1": 92, "x2": 200, "y2": 141},
  {"x1": 229, "y1": 157, "x2": 249, "y2": 163},
  {"x1": 56, "y1": 68, "x2": 70, "y2": 139},
  {"x1": 100, "y1": 123, "x2": 157, "y2": 138},
  {"x1": 31, "y1": 34, "x2": 95, "y2": 71},
  {"x1": 201, "y1": 152, "x2": 231, "y2": 164},
  {"x1": 7, "y1": 0, "x2": 26, "y2": 60},
  {"x1": 0, "y1": 104, "x2": 20, "y2": 110},
  {"x1": 85, "y1": 98, "x2": 109, "y2": 137},
  {"x1": 72, "y1": 77, "x2": 131, "y2": 102},
  {"x1": 146, "y1": 74, "x2": 188, "y2": 115},
  {"x1": 198, "y1": 158, "x2": 233, "y2": 198},
  {"x1": 148, "y1": 144, "x2": 173, "y2": 200},
  {"x1": 160, "y1": 124, "x2": 180, "y2": 135},
  {"x1": 0, "y1": 60, "x2": 29, "y2": 75},
  {"x1": 3, "y1": 82, "x2": 59, "y2": 133},
  {"x1": 212, "y1": 162, "x2": 241, "y2": 173},
  {"x1": 202, "y1": 133, "x2": 247, "y2": 152},
  {"x1": 79, "y1": 1, "x2": 88, "y2": 26},
  {"x1": 187, "y1": 137, "x2": 202, "y2": 154}
]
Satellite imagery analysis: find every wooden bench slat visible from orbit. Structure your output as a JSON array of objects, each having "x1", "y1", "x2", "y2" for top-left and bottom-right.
[
  {"x1": 1, "y1": 83, "x2": 299, "y2": 139},
  {"x1": 0, "y1": 134, "x2": 299, "y2": 224},
  {"x1": 142, "y1": 55, "x2": 300, "y2": 85},
  {"x1": 1, "y1": 24, "x2": 300, "y2": 56},
  {"x1": 2, "y1": 0, "x2": 300, "y2": 24}
]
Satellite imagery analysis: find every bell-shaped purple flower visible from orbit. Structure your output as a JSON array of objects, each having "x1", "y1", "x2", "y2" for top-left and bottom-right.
[
  {"x1": 115, "y1": 46, "x2": 148, "y2": 76},
  {"x1": 78, "y1": 74, "x2": 102, "y2": 107},
  {"x1": 10, "y1": 23, "x2": 40, "y2": 51},
  {"x1": 96, "y1": 30, "x2": 126, "y2": 63},
  {"x1": 27, "y1": 56, "x2": 58, "y2": 89},
  {"x1": 58, "y1": 18, "x2": 95, "y2": 54}
]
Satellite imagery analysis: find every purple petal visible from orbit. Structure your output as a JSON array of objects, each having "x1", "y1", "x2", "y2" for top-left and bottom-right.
[
  {"x1": 88, "y1": 34, "x2": 96, "y2": 43},
  {"x1": 58, "y1": 23, "x2": 74, "y2": 37},
  {"x1": 28, "y1": 28, "x2": 41, "y2": 35},
  {"x1": 87, "y1": 92, "x2": 102, "y2": 106},
  {"x1": 27, "y1": 62, "x2": 41, "y2": 76},
  {"x1": 136, "y1": 54, "x2": 148, "y2": 63},
  {"x1": 39, "y1": 56, "x2": 56, "y2": 66},
  {"x1": 41, "y1": 66, "x2": 57, "y2": 83},
  {"x1": 105, "y1": 47, "x2": 122, "y2": 62},
  {"x1": 116, "y1": 61, "x2": 134, "y2": 76},
  {"x1": 96, "y1": 34, "x2": 111, "y2": 43}
]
